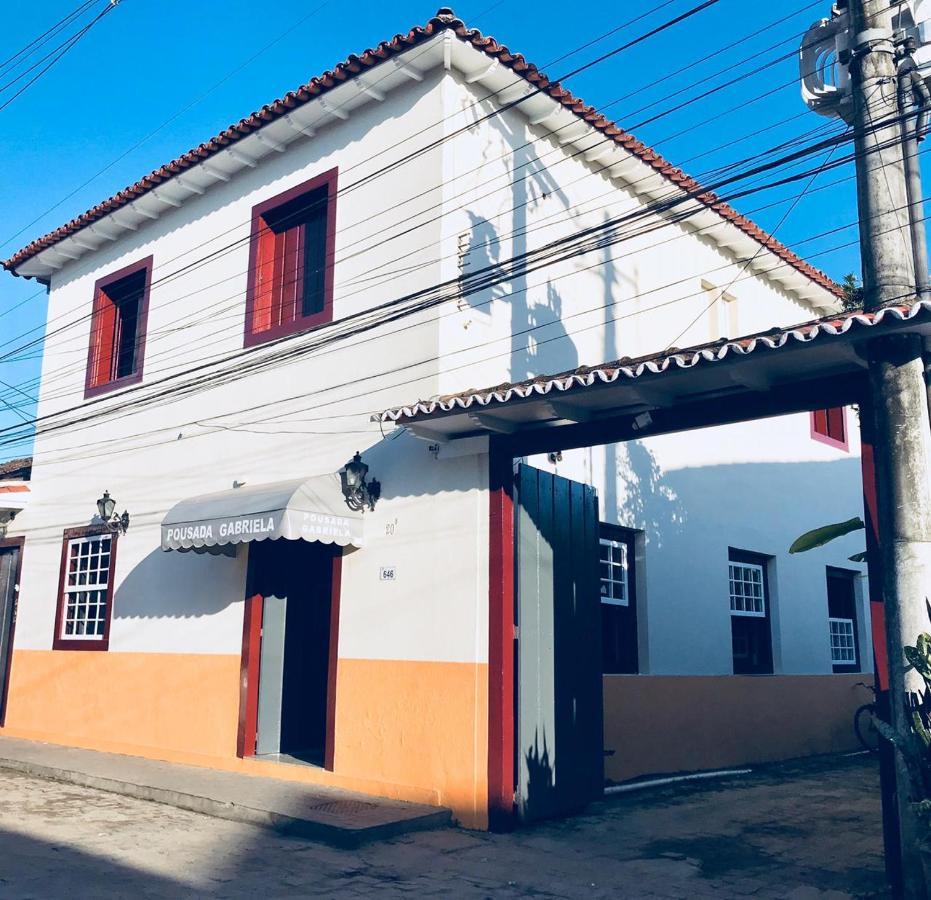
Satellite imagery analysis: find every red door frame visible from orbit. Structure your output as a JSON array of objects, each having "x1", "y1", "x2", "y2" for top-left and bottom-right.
[
  {"x1": 236, "y1": 547, "x2": 343, "y2": 770},
  {"x1": 488, "y1": 441, "x2": 516, "y2": 830},
  {"x1": 0, "y1": 536, "x2": 24, "y2": 728}
]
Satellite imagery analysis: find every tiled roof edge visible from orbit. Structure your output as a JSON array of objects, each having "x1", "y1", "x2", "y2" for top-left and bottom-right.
[
  {"x1": 375, "y1": 301, "x2": 931, "y2": 423},
  {"x1": 3, "y1": 9, "x2": 842, "y2": 299}
]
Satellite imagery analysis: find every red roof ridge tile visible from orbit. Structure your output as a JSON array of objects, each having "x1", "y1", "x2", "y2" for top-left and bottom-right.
[{"x1": 3, "y1": 9, "x2": 842, "y2": 300}]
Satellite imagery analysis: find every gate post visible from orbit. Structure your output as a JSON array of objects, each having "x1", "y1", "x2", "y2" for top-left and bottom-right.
[{"x1": 488, "y1": 439, "x2": 515, "y2": 830}]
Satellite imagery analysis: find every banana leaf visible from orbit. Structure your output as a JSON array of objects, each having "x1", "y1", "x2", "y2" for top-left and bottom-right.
[{"x1": 789, "y1": 517, "x2": 865, "y2": 554}]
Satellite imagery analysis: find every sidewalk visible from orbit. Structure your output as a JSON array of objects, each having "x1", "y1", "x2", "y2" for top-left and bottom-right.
[{"x1": 0, "y1": 736, "x2": 450, "y2": 847}]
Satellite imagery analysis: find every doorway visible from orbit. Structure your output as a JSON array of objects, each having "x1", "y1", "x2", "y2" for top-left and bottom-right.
[
  {"x1": 240, "y1": 538, "x2": 338, "y2": 766},
  {"x1": 0, "y1": 539, "x2": 22, "y2": 726}
]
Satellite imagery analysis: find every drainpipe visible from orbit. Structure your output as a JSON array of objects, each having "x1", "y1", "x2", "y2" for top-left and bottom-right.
[{"x1": 897, "y1": 38, "x2": 931, "y2": 301}]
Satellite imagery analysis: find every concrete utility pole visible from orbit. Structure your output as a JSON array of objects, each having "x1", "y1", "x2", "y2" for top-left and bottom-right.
[{"x1": 849, "y1": 1, "x2": 931, "y2": 896}]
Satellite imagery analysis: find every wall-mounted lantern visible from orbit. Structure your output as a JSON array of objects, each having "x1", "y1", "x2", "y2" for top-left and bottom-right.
[
  {"x1": 97, "y1": 490, "x2": 130, "y2": 534},
  {"x1": 340, "y1": 452, "x2": 381, "y2": 512}
]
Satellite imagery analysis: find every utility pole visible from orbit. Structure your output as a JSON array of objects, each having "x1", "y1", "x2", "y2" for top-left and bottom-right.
[{"x1": 849, "y1": 2, "x2": 931, "y2": 896}]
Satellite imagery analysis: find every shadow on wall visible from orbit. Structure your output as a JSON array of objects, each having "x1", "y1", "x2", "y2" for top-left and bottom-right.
[
  {"x1": 611, "y1": 440, "x2": 687, "y2": 552},
  {"x1": 655, "y1": 456, "x2": 865, "y2": 554},
  {"x1": 114, "y1": 545, "x2": 245, "y2": 620},
  {"x1": 460, "y1": 211, "x2": 508, "y2": 315},
  {"x1": 520, "y1": 727, "x2": 556, "y2": 822}
]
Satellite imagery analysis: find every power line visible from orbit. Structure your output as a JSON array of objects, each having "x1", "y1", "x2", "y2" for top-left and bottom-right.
[
  {"x1": 0, "y1": 0, "x2": 713, "y2": 255},
  {"x1": 0, "y1": 1, "x2": 119, "y2": 114},
  {"x1": 0, "y1": 0, "x2": 804, "y2": 378},
  {"x1": 0, "y1": 0, "x2": 100, "y2": 74},
  {"x1": 0, "y1": 138, "x2": 916, "y2": 458},
  {"x1": 0, "y1": 108, "x2": 904, "y2": 422}
]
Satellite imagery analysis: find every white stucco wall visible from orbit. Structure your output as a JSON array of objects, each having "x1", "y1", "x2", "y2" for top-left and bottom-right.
[
  {"x1": 8, "y1": 41, "x2": 857, "y2": 694},
  {"x1": 529, "y1": 412, "x2": 869, "y2": 676},
  {"x1": 11, "y1": 63, "x2": 491, "y2": 669},
  {"x1": 436, "y1": 72, "x2": 868, "y2": 679}
]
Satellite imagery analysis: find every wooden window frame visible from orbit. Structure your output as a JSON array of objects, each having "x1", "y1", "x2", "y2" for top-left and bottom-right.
[
  {"x1": 599, "y1": 533, "x2": 631, "y2": 607},
  {"x1": 810, "y1": 407, "x2": 849, "y2": 451},
  {"x1": 84, "y1": 256, "x2": 153, "y2": 399},
  {"x1": 52, "y1": 525, "x2": 118, "y2": 651},
  {"x1": 829, "y1": 617, "x2": 857, "y2": 665},
  {"x1": 728, "y1": 547, "x2": 774, "y2": 675},
  {"x1": 826, "y1": 566, "x2": 861, "y2": 673},
  {"x1": 729, "y1": 559, "x2": 767, "y2": 618},
  {"x1": 243, "y1": 168, "x2": 338, "y2": 348},
  {"x1": 599, "y1": 523, "x2": 639, "y2": 675}
]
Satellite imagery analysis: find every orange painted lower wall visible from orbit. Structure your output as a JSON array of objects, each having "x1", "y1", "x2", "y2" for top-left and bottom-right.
[
  {"x1": 3, "y1": 649, "x2": 242, "y2": 759},
  {"x1": 334, "y1": 658, "x2": 489, "y2": 828},
  {"x1": 603, "y1": 673, "x2": 871, "y2": 783},
  {"x1": 0, "y1": 650, "x2": 489, "y2": 827}
]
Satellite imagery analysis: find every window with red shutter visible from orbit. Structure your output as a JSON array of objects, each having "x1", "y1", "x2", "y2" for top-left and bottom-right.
[
  {"x1": 245, "y1": 169, "x2": 336, "y2": 346},
  {"x1": 810, "y1": 406, "x2": 848, "y2": 450},
  {"x1": 85, "y1": 257, "x2": 152, "y2": 398}
]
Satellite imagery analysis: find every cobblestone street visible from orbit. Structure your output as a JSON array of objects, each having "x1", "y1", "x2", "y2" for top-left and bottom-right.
[{"x1": 0, "y1": 754, "x2": 887, "y2": 898}]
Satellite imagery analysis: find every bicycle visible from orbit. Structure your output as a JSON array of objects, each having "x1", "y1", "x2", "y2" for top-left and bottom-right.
[{"x1": 853, "y1": 681, "x2": 880, "y2": 753}]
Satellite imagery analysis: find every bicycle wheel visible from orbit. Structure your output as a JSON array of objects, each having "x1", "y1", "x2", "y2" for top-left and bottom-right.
[{"x1": 854, "y1": 703, "x2": 880, "y2": 753}]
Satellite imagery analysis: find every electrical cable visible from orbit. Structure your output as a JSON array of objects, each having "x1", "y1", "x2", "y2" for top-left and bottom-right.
[
  {"x1": 0, "y1": 113, "x2": 908, "y2": 432},
  {"x1": 0, "y1": 2, "x2": 118, "y2": 114}
]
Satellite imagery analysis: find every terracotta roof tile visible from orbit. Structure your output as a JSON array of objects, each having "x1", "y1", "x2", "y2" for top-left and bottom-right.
[
  {"x1": 376, "y1": 302, "x2": 930, "y2": 423},
  {"x1": 3, "y1": 9, "x2": 841, "y2": 298},
  {"x1": 0, "y1": 456, "x2": 32, "y2": 481}
]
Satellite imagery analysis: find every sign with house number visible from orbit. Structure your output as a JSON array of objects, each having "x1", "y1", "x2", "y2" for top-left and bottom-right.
[{"x1": 380, "y1": 566, "x2": 397, "y2": 582}]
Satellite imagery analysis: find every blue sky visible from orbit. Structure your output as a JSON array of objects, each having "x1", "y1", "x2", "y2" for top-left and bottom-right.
[{"x1": 0, "y1": 0, "x2": 866, "y2": 456}]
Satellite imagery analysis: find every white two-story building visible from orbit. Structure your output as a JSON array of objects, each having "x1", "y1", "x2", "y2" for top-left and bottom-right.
[{"x1": 0, "y1": 8, "x2": 870, "y2": 829}]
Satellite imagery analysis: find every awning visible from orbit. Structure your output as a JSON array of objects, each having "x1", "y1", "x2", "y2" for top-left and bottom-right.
[{"x1": 161, "y1": 474, "x2": 363, "y2": 552}]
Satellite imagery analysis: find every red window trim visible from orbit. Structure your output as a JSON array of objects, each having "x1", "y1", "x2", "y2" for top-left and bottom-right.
[
  {"x1": 243, "y1": 168, "x2": 338, "y2": 348},
  {"x1": 52, "y1": 525, "x2": 118, "y2": 652},
  {"x1": 810, "y1": 406, "x2": 849, "y2": 452},
  {"x1": 84, "y1": 256, "x2": 153, "y2": 399}
]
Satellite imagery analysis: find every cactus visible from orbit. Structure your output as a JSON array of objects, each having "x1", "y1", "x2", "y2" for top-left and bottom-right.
[{"x1": 878, "y1": 602, "x2": 931, "y2": 813}]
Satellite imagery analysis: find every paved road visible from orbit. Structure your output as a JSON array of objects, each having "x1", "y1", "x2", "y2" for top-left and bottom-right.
[{"x1": 0, "y1": 754, "x2": 886, "y2": 898}]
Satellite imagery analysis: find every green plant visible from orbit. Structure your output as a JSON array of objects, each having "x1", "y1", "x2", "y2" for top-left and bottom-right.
[
  {"x1": 871, "y1": 604, "x2": 931, "y2": 845},
  {"x1": 789, "y1": 516, "x2": 866, "y2": 561},
  {"x1": 841, "y1": 273, "x2": 864, "y2": 312}
]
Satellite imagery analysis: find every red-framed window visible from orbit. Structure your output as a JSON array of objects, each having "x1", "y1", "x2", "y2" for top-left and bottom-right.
[
  {"x1": 811, "y1": 407, "x2": 848, "y2": 451},
  {"x1": 244, "y1": 168, "x2": 337, "y2": 347},
  {"x1": 84, "y1": 256, "x2": 152, "y2": 398},
  {"x1": 53, "y1": 526, "x2": 118, "y2": 651}
]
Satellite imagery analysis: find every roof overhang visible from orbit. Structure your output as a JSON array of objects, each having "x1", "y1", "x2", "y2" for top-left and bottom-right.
[
  {"x1": 375, "y1": 302, "x2": 931, "y2": 448},
  {"x1": 0, "y1": 482, "x2": 29, "y2": 521},
  {"x1": 5, "y1": 11, "x2": 840, "y2": 313}
]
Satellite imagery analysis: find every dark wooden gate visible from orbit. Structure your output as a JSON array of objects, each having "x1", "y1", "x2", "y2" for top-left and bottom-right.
[{"x1": 515, "y1": 464, "x2": 603, "y2": 823}]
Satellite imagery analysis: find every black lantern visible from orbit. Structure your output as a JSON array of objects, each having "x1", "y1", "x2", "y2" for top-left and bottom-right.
[
  {"x1": 96, "y1": 490, "x2": 130, "y2": 534},
  {"x1": 340, "y1": 452, "x2": 381, "y2": 512}
]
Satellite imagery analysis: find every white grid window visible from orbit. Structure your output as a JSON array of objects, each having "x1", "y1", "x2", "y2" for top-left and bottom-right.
[
  {"x1": 600, "y1": 538, "x2": 630, "y2": 606},
  {"x1": 829, "y1": 617, "x2": 856, "y2": 664},
  {"x1": 61, "y1": 535, "x2": 112, "y2": 640},
  {"x1": 729, "y1": 561, "x2": 766, "y2": 617}
]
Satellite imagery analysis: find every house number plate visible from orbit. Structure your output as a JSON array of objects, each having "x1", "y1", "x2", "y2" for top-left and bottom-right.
[{"x1": 379, "y1": 566, "x2": 398, "y2": 582}]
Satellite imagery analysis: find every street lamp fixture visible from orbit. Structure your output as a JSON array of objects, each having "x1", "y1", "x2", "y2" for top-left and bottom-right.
[
  {"x1": 96, "y1": 490, "x2": 130, "y2": 534},
  {"x1": 339, "y1": 452, "x2": 381, "y2": 512}
]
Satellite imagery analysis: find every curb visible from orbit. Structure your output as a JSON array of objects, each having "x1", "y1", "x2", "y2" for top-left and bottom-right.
[{"x1": 0, "y1": 755, "x2": 452, "y2": 848}]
